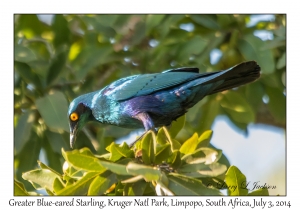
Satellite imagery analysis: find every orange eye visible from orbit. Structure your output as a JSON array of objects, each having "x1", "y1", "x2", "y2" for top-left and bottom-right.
[{"x1": 70, "y1": 112, "x2": 79, "y2": 121}]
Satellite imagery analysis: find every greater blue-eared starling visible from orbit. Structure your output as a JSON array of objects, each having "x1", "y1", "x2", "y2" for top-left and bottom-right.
[{"x1": 68, "y1": 61, "x2": 260, "y2": 148}]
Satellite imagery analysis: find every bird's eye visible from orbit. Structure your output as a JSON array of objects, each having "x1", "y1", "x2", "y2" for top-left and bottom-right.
[{"x1": 70, "y1": 112, "x2": 79, "y2": 121}]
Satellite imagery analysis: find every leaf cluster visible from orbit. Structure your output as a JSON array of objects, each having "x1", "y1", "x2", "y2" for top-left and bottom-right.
[{"x1": 19, "y1": 124, "x2": 268, "y2": 196}]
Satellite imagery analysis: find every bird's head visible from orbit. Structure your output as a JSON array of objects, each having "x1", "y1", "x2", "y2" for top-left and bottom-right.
[{"x1": 68, "y1": 96, "x2": 94, "y2": 148}]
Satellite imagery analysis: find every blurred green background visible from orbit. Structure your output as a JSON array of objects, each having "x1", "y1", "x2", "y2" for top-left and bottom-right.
[{"x1": 14, "y1": 14, "x2": 286, "y2": 194}]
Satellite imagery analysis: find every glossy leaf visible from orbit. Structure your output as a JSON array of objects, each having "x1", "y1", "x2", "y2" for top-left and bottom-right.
[
  {"x1": 154, "y1": 144, "x2": 171, "y2": 164},
  {"x1": 179, "y1": 162, "x2": 227, "y2": 178},
  {"x1": 37, "y1": 161, "x2": 62, "y2": 177},
  {"x1": 106, "y1": 142, "x2": 134, "y2": 162},
  {"x1": 225, "y1": 165, "x2": 248, "y2": 196},
  {"x1": 168, "y1": 173, "x2": 221, "y2": 195},
  {"x1": 162, "y1": 127, "x2": 181, "y2": 151},
  {"x1": 124, "y1": 180, "x2": 147, "y2": 195},
  {"x1": 22, "y1": 169, "x2": 61, "y2": 192},
  {"x1": 99, "y1": 160, "x2": 129, "y2": 175},
  {"x1": 62, "y1": 148, "x2": 105, "y2": 172},
  {"x1": 141, "y1": 131, "x2": 156, "y2": 164},
  {"x1": 182, "y1": 147, "x2": 222, "y2": 165},
  {"x1": 169, "y1": 114, "x2": 186, "y2": 139},
  {"x1": 53, "y1": 177, "x2": 65, "y2": 193},
  {"x1": 126, "y1": 162, "x2": 160, "y2": 182},
  {"x1": 168, "y1": 150, "x2": 181, "y2": 169},
  {"x1": 180, "y1": 133, "x2": 199, "y2": 155},
  {"x1": 56, "y1": 172, "x2": 100, "y2": 195},
  {"x1": 14, "y1": 180, "x2": 29, "y2": 196},
  {"x1": 88, "y1": 171, "x2": 117, "y2": 195},
  {"x1": 198, "y1": 130, "x2": 213, "y2": 148}
]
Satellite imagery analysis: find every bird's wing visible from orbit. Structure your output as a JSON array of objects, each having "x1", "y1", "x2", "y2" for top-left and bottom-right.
[{"x1": 111, "y1": 67, "x2": 200, "y2": 101}]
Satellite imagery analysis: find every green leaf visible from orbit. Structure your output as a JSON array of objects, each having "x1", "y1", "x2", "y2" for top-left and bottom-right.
[
  {"x1": 122, "y1": 175, "x2": 144, "y2": 184},
  {"x1": 126, "y1": 162, "x2": 161, "y2": 182},
  {"x1": 277, "y1": 52, "x2": 286, "y2": 69},
  {"x1": 156, "y1": 15, "x2": 185, "y2": 38},
  {"x1": 106, "y1": 142, "x2": 134, "y2": 162},
  {"x1": 162, "y1": 127, "x2": 181, "y2": 151},
  {"x1": 22, "y1": 169, "x2": 61, "y2": 192},
  {"x1": 239, "y1": 34, "x2": 275, "y2": 74},
  {"x1": 56, "y1": 171, "x2": 100, "y2": 195},
  {"x1": 129, "y1": 22, "x2": 146, "y2": 46},
  {"x1": 16, "y1": 14, "x2": 45, "y2": 36},
  {"x1": 46, "y1": 46, "x2": 68, "y2": 85},
  {"x1": 15, "y1": 45, "x2": 37, "y2": 63},
  {"x1": 179, "y1": 162, "x2": 227, "y2": 178},
  {"x1": 35, "y1": 91, "x2": 69, "y2": 132},
  {"x1": 141, "y1": 131, "x2": 156, "y2": 164},
  {"x1": 99, "y1": 160, "x2": 129, "y2": 175},
  {"x1": 168, "y1": 150, "x2": 181, "y2": 169},
  {"x1": 265, "y1": 86, "x2": 286, "y2": 123},
  {"x1": 182, "y1": 147, "x2": 222, "y2": 165},
  {"x1": 62, "y1": 148, "x2": 105, "y2": 172},
  {"x1": 155, "y1": 180, "x2": 174, "y2": 196},
  {"x1": 37, "y1": 161, "x2": 62, "y2": 177},
  {"x1": 156, "y1": 127, "x2": 168, "y2": 145},
  {"x1": 88, "y1": 171, "x2": 117, "y2": 195},
  {"x1": 124, "y1": 180, "x2": 147, "y2": 195},
  {"x1": 52, "y1": 15, "x2": 71, "y2": 47},
  {"x1": 196, "y1": 99, "x2": 220, "y2": 134},
  {"x1": 168, "y1": 173, "x2": 221, "y2": 195},
  {"x1": 14, "y1": 111, "x2": 34, "y2": 153},
  {"x1": 180, "y1": 133, "x2": 198, "y2": 155},
  {"x1": 177, "y1": 36, "x2": 207, "y2": 62},
  {"x1": 221, "y1": 91, "x2": 255, "y2": 124},
  {"x1": 169, "y1": 114, "x2": 185, "y2": 139},
  {"x1": 248, "y1": 188, "x2": 269, "y2": 196},
  {"x1": 146, "y1": 15, "x2": 165, "y2": 34},
  {"x1": 14, "y1": 180, "x2": 29, "y2": 196},
  {"x1": 198, "y1": 130, "x2": 213, "y2": 148},
  {"x1": 225, "y1": 165, "x2": 248, "y2": 196},
  {"x1": 16, "y1": 132, "x2": 41, "y2": 188},
  {"x1": 190, "y1": 15, "x2": 220, "y2": 30},
  {"x1": 75, "y1": 45, "x2": 114, "y2": 80},
  {"x1": 53, "y1": 177, "x2": 65, "y2": 193},
  {"x1": 45, "y1": 130, "x2": 68, "y2": 154},
  {"x1": 81, "y1": 16, "x2": 116, "y2": 38},
  {"x1": 155, "y1": 144, "x2": 171, "y2": 164},
  {"x1": 14, "y1": 61, "x2": 43, "y2": 89}
]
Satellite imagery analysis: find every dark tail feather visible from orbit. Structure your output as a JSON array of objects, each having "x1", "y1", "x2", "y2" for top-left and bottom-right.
[{"x1": 208, "y1": 61, "x2": 260, "y2": 94}]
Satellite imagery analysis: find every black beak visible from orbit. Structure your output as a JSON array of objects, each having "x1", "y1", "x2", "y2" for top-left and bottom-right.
[{"x1": 70, "y1": 124, "x2": 78, "y2": 149}]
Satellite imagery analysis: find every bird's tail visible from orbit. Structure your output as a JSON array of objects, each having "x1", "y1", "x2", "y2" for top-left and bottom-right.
[{"x1": 207, "y1": 61, "x2": 260, "y2": 94}]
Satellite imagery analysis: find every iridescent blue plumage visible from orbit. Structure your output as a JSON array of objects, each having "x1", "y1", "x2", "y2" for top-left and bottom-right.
[{"x1": 68, "y1": 61, "x2": 260, "y2": 148}]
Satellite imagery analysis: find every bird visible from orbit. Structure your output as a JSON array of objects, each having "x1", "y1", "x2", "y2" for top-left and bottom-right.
[{"x1": 68, "y1": 61, "x2": 260, "y2": 148}]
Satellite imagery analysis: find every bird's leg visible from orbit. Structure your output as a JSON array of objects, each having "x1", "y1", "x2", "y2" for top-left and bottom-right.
[{"x1": 130, "y1": 112, "x2": 156, "y2": 147}]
